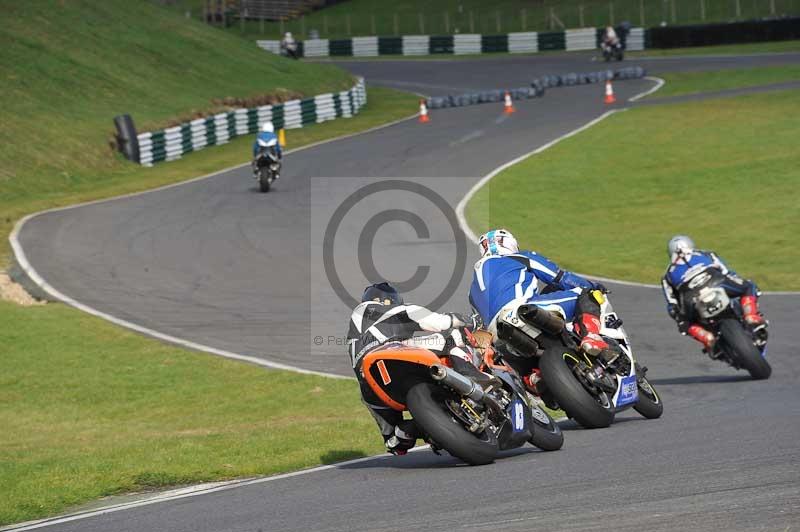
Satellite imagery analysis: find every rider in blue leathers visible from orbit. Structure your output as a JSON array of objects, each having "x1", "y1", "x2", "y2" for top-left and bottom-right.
[
  {"x1": 662, "y1": 235, "x2": 765, "y2": 350},
  {"x1": 468, "y1": 229, "x2": 610, "y2": 392},
  {"x1": 251, "y1": 121, "x2": 282, "y2": 178}
]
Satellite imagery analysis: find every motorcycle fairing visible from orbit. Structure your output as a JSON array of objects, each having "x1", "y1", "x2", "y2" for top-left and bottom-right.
[{"x1": 362, "y1": 346, "x2": 442, "y2": 411}]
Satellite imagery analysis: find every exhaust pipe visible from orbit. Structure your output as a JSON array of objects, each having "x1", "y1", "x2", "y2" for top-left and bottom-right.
[{"x1": 430, "y1": 364, "x2": 485, "y2": 402}]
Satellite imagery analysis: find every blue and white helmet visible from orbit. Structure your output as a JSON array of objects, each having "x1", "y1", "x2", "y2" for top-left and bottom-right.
[
  {"x1": 667, "y1": 234, "x2": 694, "y2": 259},
  {"x1": 478, "y1": 229, "x2": 519, "y2": 257}
]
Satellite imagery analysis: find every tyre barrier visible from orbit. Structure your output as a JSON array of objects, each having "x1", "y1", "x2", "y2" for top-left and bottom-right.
[
  {"x1": 531, "y1": 66, "x2": 646, "y2": 91},
  {"x1": 424, "y1": 67, "x2": 643, "y2": 111},
  {"x1": 426, "y1": 85, "x2": 545, "y2": 110}
]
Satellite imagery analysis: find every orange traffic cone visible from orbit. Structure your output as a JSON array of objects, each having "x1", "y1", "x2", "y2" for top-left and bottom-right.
[
  {"x1": 503, "y1": 91, "x2": 516, "y2": 114},
  {"x1": 418, "y1": 99, "x2": 430, "y2": 123},
  {"x1": 604, "y1": 80, "x2": 617, "y2": 104}
]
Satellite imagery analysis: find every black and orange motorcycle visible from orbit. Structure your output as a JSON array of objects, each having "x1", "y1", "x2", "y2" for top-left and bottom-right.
[{"x1": 362, "y1": 334, "x2": 563, "y2": 466}]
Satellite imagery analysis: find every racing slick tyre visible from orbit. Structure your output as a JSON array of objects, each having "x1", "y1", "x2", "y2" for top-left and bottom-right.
[
  {"x1": 633, "y1": 375, "x2": 663, "y2": 419},
  {"x1": 406, "y1": 382, "x2": 498, "y2": 466},
  {"x1": 258, "y1": 168, "x2": 272, "y2": 193},
  {"x1": 527, "y1": 404, "x2": 564, "y2": 451},
  {"x1": 540, "y1": 347, "x2": 615, "y2": 429},
  {"x1": 719, "y1": 319, "x2": 771, "y2": 380}
]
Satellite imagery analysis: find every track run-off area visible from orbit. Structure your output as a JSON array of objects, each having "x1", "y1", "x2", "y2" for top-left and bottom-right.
[{"x1": 9, "y1": 51, "x2": 800, "y2": 531}]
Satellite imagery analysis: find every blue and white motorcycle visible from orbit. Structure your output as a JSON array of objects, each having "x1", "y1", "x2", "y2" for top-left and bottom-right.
[{"x1": 494, "y1": 293, "x2": 663, "y2": 429}]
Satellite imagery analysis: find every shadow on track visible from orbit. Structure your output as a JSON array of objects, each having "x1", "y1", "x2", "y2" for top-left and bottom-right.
[
  {"x1": 649, "y1": 374, "x2": 751, "y2": 385},
  {"x1": 333, "y1": 446, "x2": 539, "y2": 470}
]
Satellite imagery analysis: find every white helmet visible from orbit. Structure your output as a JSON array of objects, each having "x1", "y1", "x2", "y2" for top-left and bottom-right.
[
  {"x1": 667, "y1": 235, "x2": 694, "y2": 258},
  {"x1": 261, "y1": 122, "x2": 274, "y2": 133},
  {"x1": 478, "y1": 229, "x2": 519, "y2": 257}
]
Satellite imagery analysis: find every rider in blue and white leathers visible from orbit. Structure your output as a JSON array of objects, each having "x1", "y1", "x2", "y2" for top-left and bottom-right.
[
  {"x1": 251, "y1": 122, "x2": 282, "y2": 178},
  {"x1": 468, "y1": 229, "x2": 610, "y2": 390},
  {"x1": 662, "y1": 235, "x2": 765, "y2": 350}
]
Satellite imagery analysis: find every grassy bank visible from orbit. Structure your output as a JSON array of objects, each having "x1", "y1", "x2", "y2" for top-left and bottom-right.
[
  {"x1": 166, "y1": 0, "x2": 797, "y2": 40},
  {"x1": 650, "y1": 65, "x2": 800, "y2": 98},
  {"x1": 0, "y1": 299, "x2": 382, "y2": 526},
  {"x1": 0, "y1": 0, "x2": 358, "y2": 263},
  {"x1": 466, "y1": 89, "x2": 800, "y2": 290}
]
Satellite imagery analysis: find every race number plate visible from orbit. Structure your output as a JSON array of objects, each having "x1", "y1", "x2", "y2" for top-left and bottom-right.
[{"x1": 617, "y1": 375, "x2": 639, "y2": 407}]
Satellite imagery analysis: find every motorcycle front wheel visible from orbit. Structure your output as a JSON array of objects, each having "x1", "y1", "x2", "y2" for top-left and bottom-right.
[
  {"x1": 406, "y1": 382, "x2": 498, "y2": 466},
  {"x1": 540, "y1": 347, "x2": 615, "y2": 429},
  {"x1": 719, "y1": 319, "x2": 771, "y2": 380},
  {"x1": 527, "y1": 404, "x2": 564, "y2": 451},
  {"x1": 633, "y1": 375, "x2": 663, "y2": 419}
]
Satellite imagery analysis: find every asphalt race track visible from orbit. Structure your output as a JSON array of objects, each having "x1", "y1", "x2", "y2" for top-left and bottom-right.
[{"x1": 11, "y1": 51, "x2": 800, "y2": 531}]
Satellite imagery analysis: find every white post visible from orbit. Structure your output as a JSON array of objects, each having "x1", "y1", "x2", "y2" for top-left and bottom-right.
[
  {"x1": 671, "y1": 0, "x2": 677, "y2": 22},
  {"x1": 418, "y1": 12, "x2": 424, "y2": 34},
  {"x1": 496, "y1": 11, "x2": 501, "y2": 33},
  {"x1": 444, "y1": 11, "x2": 449, "y2": 33},
  {"x1": 610, "y1": 1, "x2": 615, "y2": 25},
  {"x1": 700, "y1": 0, "x2": 705, "y2": 21},
  {"x1": 580, "y1": 4, "x2": 585, "y2": 27},
  {"x1": 770, "y1": 0, "x2": 776, "y2": 15},
  {"x1": 640, "y1": 0, "x2": 644, "y2": 27},
  {"x1": 735, "y1": 0, "x2": 741, "y2": 18}
]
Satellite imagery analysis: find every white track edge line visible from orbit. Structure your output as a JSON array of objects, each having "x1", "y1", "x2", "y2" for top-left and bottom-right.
[
  {"x1": 455, "y1": 80, "x2": 797, "y2": 296},
  {"x1": 8, "y1": 112, "x2": 423, "y2": 380},
  {"x1": 628, "y1": 76, "x2": 665, "y2": 102}
]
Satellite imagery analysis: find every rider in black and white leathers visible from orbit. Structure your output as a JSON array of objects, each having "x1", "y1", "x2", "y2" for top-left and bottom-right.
[{"x1": 346, "y1": 282, "x2": 483, "y2": 455}]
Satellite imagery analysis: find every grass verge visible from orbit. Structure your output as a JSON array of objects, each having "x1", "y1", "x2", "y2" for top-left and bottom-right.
[
  {"x1": 629, "y1": 39, "x2": 800, "y2": 57},
  {"x1": 0, "y1": 298, "x2": 382, "y2": 526},
  {"x1": 466, "y1": 89, "x2": 800, "y2": 290},
  {"x1": 650, "y1": 64, "x2": 800, "y2": 98}
]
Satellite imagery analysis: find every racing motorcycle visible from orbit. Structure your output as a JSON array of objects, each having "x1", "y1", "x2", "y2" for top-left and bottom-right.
[
  {"x1": 253, "y1": 140, "x2": 281, "y2": 193},
  {"x1": 361, "y1": 338, "x2": 563, "y2": 466},
  {"x1": 680, "y1": 269, "x2": 771, "y2": 380},
  {"x1": 601, "y1": 41, "x2": 624, "y2": 61},
  {"x1": 494, "y1": 292, "x2": 662, "y2": 429}
]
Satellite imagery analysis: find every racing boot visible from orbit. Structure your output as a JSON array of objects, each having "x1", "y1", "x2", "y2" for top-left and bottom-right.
[
  {"x1": 450, "y1": 354, "x2": 502, "y2": 390},
  {"x1": 687, "y1": 324, "x2": 716, "y2": 352},
  {"x1": 574, "y1": 313, "x2": 617, "y2": 365},
  {"x1": 523, "y1": 368, "x2": 543, "y2": 395},
  {"x1": 740, "y1": 295, "x2": 765, "y2": 326}
]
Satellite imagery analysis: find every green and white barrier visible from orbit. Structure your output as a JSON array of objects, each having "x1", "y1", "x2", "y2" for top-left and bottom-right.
[
  {"x1": 256, "y1": 27, "x2": 643, "y2": 58},
  {"x1": 137, "y1": 78, "x2": 366, "y2": 166}
]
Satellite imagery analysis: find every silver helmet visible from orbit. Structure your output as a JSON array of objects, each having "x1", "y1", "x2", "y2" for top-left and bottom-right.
[{"x1": 667, "y1": 235, "x2": 695, "y2": 258}]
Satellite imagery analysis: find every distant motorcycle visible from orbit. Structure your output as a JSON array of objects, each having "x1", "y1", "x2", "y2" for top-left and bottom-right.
[
  {"x1": 495, "y1": 292, "x2": 662, "y2": 429},
  {"x1": 362, "y1": 338, "x2": 563, "y2": 466},
  {"x1": 601, "y1": 41, "x2": 624, "y2": 62},
  {"x1": 253, "y1": 140, "x2": 281, "y2": 193},
  {"x1": 681, "y1": 269, "x2": 771, "y2": 380}
]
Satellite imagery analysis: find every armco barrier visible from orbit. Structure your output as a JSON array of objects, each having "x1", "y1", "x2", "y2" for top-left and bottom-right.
[
  {"x1": 136, "y1": 78, "x2": 366, "y2": 166},
  {"x1": 565, "y1": 28, "x2": 597, "y2": 51},
  {"x1": 454, "y1": 34, "x2": 481, "y2": 55},
  {"x1": 508, "y1": 32, "x2": 539, "y2": 53}
]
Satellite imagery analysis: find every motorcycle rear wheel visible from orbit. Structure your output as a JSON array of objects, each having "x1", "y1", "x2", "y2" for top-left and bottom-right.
[
  {"x1": 259, "y1": 168, "x2": 272, "y2": 193},
  {"x1": 719, "y1": 319, "x2": 771, "y2": 380},
  {"x1": 406, "y1": 382, "x2": 498, "y2": 466},
  {"x1": 540, "y1": 347, "x2": 615, "y2": 429}
]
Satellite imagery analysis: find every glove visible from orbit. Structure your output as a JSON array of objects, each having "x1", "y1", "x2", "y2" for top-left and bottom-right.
[
  {"x1": 385, "y1": 422, "x2": 417, "y2": 456},
  {"x1": 676, "y1": 319, "x2": 690, "y2": 334},
  {"x1": 592, "y1": 281, "x2": 609, "y2": 294}
]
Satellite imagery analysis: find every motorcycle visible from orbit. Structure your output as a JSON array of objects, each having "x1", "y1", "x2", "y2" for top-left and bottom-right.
[
  {"x1": 681, "y1": 269, "x2": 771, "y2": 380},
  {"x1": 253, "y1": 140, "x2": 281, "y2": 193},
  {"x1": 361, "y1": 337, "x2": 563, "y2": 466},
  {"x1": 601, "y1": 41, "x2": 624, "y2": 62},
  {"x1": 494, "y1": 292, "x2": 662, "y2": 429}
]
